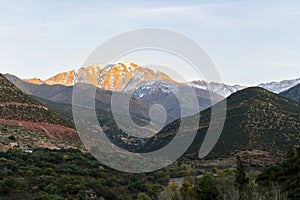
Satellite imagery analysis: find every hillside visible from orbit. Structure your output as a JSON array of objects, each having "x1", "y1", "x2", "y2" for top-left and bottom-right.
[
  {"x1": 0, "y1": 74, "x2": 71, "y2": 126},
  {"x1": 143, "y1": 87, "x2": 300, "y2": 166},
  {"x1": 0, "y1": 74, "x2": 80, "y2": 150},
  {"x1": 201, "y1": 87, "x2": 300, "y2": 163},
  {"x1": 280, "y1": 83, "x2": 300, "y2": 103}
]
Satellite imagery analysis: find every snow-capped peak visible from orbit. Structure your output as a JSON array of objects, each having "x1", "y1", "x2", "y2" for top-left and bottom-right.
[
  {"x1": 188, "y1": 80, "x2": 246, "y2": 97},
  {"x1": 258, "y1": 78, "x2": 300, "y2": 94}
]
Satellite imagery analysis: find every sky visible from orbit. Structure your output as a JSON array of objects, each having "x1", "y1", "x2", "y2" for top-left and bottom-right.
[{"x1": 0, "y1": 0, "x2": 299, "y2": 86}]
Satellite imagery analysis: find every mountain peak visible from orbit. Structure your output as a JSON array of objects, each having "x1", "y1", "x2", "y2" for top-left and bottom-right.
[
  {"x1": 23, "y1": 78, "x2": 44, "y2": 85},
  {"x1": 45, "y1": 70, "x2": 76, "y2": 86},
  {"x1": 96, "y1": 62, "x2": 175, "y2": 91},
  {"x1": 24, "y1": 64, "x2": 103, "y2": 86},
  {"x1": 188, "y1": 80, "x2": 246, "y2": 97},
  {"x1": 23, "y1": 62, "x2": 175, "y2": 92}
]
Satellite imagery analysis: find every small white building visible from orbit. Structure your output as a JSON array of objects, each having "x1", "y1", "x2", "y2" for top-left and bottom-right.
[{"x1": 24, "y1": 148, "x2": 34, "y2": 153}]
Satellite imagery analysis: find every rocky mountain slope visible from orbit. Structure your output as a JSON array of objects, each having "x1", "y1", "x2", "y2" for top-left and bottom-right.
[
  {"x1": 24, "y1": 62, "x2": 174, "y2": 92},
  {"x1": 95, "y1": 62, "x2": 175, "y2": 91},
  {"x1": 25, "y1": 64, "x2": 102, "y2": 86},
  {"x1": 280, "y1": 83, "x2": 300, "y2": 103}
]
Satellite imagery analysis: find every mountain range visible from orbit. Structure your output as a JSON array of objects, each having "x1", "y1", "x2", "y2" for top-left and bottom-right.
[
  {"x1": 189, "y1": 77, "x2": 300, "y2": 97},
  {"x1": 5, "y1": 63, "x2": 219, "y2": 124},
  {"x1": 258, "y1": 78, "x2": 300, "y2": 94},
  {"x1": 24, "y1": 62, "x2": 175, "y2": 92},
  {"x1": 23, "y1": 62, "x2": 300, "y2": 98},
  {"x1": 188, "y1": 81, "x2": 246, "y2": 97},
  {"x1": 1, "y1": 62, "x2": 300, "y2": 167}
]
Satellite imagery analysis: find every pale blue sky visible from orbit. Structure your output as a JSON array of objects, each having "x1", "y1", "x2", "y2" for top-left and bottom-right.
[{"x1": 0, "y1": 0, "x2": 299, "y2": 85}]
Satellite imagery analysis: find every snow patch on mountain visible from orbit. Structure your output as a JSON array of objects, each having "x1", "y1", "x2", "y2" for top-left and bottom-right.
[
  {"x1": 258, "y1": 78, "x2": 300, "y2": 94},
  {"x1": 132, "y1": 81, "x2": 178, "y2": 98},
  {"x1": 188, "y1": 81, "x2": 246, "y2": 97}
]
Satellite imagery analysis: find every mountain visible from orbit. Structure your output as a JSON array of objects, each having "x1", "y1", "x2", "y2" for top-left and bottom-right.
[
  {"x1": 21, "y1": 62, "x2": 211, "y2": 120},
  {"x1": 22, "y1": 62, "x2": 300, "y2": 98},
  {"x1": 5, "y1": 72, "x2": 217, "y2": 123},
  {"x1": 199, "y1": 87, "x2": 300, "y2": 163},
  {"x1": 5, "y1": 74, "x2": 74, "y2": 104},
  {"x1": 5, "y1": 74, "x2": 153, "y2": 119},
  {"x1": 81, "y1": 62, "x2": 219, "y2": 120},
  {"x1": 143, "y1": 87, "x2": 300, "y2": 166},
  {"x1": 0, "y1": 74, "x2": 80, "y2": 151},
  {"x1": 188, "y1": 80, "x2": 246, "y2": 97},
  {"x1": 95, "y1": 62, "x2": 175, "y2": 91},
  {"x1": 258, "y1": 77, "x2": 300, "y2": 94},
  {"x1": 25, "y1": 62, "x2": 175, "y2": 92},
  {"x1": 189, "y1": 77, "x2": 300, "y2": 97},
  {"x1": 25, "y1": 64, "x2": 102, "y2": 86},
  {"x1": 23, "y1": 78, "x2": 44, "y2": 85},
  {"x1": 132, "y1": 81, "x2": 222, "y2": 120},
  {"x1": 43, "y1": 70, "x2": 76, "y2": 86},
  {"x1": 280, "y1": 84, "x2": 300, "y2": 103},
  {"x1": 4, "y1": 73, "x2": 221, "y2": 153}
]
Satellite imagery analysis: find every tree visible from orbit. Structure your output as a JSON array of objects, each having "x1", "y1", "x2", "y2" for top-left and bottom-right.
[
  {"x1": 195, "y1": 173, "x2": 219, "y2": 200},
  {"x1": 235, "y1": 155, "x2": 249, "y2": 189}
]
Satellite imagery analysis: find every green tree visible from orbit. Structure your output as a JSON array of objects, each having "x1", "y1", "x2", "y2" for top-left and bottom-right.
[
  {"x1": 195, "y1": 173, "x2": 218, "y2": 200},
  {"x1": 235, "y1": 155, "x2": 249, "y2": 189}
]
